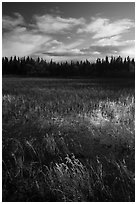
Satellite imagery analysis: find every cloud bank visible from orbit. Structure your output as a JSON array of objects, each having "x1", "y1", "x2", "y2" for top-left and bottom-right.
[
  {"x1": 2, "y1": 13, "x2": 135, "y2": 60},
  {"x1": 33, "y1": 14, "x2": 85, "y2": 34},
  {"x1": 77, "y1": 17, "x2": 134, "y2": 39}
]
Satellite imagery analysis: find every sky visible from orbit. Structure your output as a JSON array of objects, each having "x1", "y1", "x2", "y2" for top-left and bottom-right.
[{"x1": 2, "y1": 2, "x2": 135, "y2": 62}]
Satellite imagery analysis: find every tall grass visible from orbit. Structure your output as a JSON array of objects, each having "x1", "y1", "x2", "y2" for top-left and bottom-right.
[{"x1": 2, "y1": 78, "x2": 135, "y2": 201}]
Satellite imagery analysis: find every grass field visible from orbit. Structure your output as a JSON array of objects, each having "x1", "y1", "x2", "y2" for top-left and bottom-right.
[{"x1": 2, "y1": 77, "x2": 135, "y2": 201}]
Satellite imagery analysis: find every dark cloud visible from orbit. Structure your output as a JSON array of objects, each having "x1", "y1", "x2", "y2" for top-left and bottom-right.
[
  {"x1": 2, "y1": 12, "x2": 25, "y2": 31},
  {"x1": 81, "y1": 45, "x2": 120, "y2": 55},
  {"x1": 43, "y1": 50, "x2": 84, "y2": 57}
]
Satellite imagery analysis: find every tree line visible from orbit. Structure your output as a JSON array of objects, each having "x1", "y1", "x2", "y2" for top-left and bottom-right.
[{"x1": 2, "y1": 56, "x2": 135, "y2": 78}]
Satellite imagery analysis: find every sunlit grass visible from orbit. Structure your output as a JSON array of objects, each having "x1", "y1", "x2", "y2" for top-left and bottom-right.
[{"x1": 2, "y1": 77, "x2": 135, "y2": 201}]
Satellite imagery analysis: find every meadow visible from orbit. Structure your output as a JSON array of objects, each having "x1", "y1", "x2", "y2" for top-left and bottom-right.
[{"x1": 2, "y1": 77, "x2": 135, "y2": 201}]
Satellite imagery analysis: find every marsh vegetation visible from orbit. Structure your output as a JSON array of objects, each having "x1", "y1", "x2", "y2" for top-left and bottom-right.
[{"x1": 2, "y1": 77, "x2": 135, "y2": 201}]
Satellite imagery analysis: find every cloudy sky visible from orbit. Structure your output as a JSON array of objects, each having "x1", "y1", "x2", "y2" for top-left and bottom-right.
[{"x1": 2, "y1": 2, "x2": 135, "y2": 62}]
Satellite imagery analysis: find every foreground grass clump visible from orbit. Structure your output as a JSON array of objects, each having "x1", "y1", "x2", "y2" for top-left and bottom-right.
[{"x1": 2, "y1": 78, "x2": 135, "y2": 201}]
